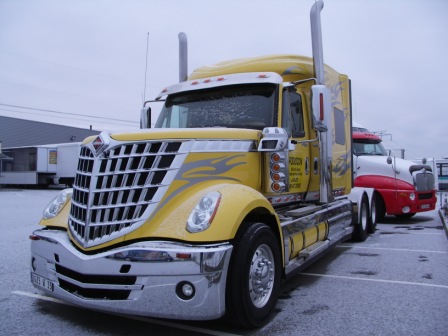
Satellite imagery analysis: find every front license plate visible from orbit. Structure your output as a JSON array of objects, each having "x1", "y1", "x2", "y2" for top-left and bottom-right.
[
  {"x1": 31, "y1": 272, "x2": 54, "y2": 292},
  {"x1": 421, "y1": 204, "x2": 430, "y2": 209}
]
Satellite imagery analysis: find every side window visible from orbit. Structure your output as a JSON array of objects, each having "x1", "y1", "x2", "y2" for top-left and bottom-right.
[
  {"x1": 282, "y1": 89, "x2": 305, "y2": 138},
  {"x1": 333, "y1": 107, "x2": 345, "y2": 145}
]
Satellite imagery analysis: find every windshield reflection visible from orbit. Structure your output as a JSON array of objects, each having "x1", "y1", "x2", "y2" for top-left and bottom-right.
[{"x1": 155, "y1": 84, "x2": 277, "y2": 130}]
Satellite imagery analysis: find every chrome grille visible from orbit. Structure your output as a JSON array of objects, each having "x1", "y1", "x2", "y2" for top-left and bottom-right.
[
  {"x1": 415, "y1": 172, "x2": 435, "y2": 191},
  {"x1": 69, "y1": 137, "x2": 189, "y2": 248}
]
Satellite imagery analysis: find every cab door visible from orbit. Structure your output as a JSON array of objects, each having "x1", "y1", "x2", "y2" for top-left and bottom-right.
[{"x1": 282, "y1": 88, "x2": 311, "y2": 195}]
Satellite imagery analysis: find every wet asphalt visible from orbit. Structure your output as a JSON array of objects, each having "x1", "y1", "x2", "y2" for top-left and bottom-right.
[{"x1": 1, "y1": 189, "x2": 447, "y2": 336}]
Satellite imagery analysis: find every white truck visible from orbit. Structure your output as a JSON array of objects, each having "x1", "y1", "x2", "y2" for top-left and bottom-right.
[
  {"x1": 0, "y1": 143, "x2": 80, "y2": 187},
  {"x1": 352, "y1": 124, "x2": 436, "y2": 219}
]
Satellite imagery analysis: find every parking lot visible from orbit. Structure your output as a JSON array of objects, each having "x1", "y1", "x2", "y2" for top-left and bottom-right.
[{"x1": 1, "y1": 189, "x2": 447, "y2": 336}]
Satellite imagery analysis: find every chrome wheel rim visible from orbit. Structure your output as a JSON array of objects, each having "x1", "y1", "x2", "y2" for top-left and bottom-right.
[{"x1": 249, "y1": 244, "x2": 275, "y2": 308}]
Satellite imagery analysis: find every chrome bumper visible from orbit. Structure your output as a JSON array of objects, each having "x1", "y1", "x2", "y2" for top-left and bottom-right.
[{"x1": 30, "y1": 229, "x2": 233, "y2": 320}]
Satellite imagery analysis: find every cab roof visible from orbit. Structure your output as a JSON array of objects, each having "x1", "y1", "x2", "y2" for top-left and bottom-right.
[
  {"x1": 352, "y1": 131, "x2": 382, "y2": 142},
  {"x1": 188, "y1": 54, "x2": 345, "y2": 83}
]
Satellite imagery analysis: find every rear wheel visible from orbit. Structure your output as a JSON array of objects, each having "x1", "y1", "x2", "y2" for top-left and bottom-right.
[
  {"x1": 353, "y1": 194, "x2": 369, "y2": 242},
  {"x1": 368, "y1": 192, "x2": 379, "y2": 233},
  {"x1": 376, "y1": 195, "x2": 386, "y2": 222},
  {"x1": 226, "y1": 222, "x2": 282, "y2": 328}
]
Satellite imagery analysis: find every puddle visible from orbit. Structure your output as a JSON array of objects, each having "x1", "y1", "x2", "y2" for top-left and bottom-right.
[
  {"x1": 350, "y1": 270, "x2": 378, "y2": 276},
  {"x1": 301, "y1": 304, "x2": 330, "y2": 315}
]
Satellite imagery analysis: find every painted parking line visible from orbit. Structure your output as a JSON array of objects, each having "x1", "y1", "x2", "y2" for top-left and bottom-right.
[
  {"x1": 337, "y1": 244, "x2": 448, "y2": 254},
  {"x1": 398, "y1": 232, "x2": 446, "y2": 236},
  {"x1": 12, "y1": 291, "x2": 241, "y2": 336},
  {"x1": 299, "y1": 273, "x2": 448, "y2": 289}
]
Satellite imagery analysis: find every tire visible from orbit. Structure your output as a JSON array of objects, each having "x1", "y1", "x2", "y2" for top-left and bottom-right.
[
  {"x1": 226, "y1": 222, "x2": 282, "y2": 328},
  {"x1": 376, "y1": 194, "x2": 386, "y2": 222},
  {"x1": 353, "y1": 194, "x2": 369, "y2": 242},
  {"x1": 368, "y1": 192, "x2": 379, "y2": 234}
]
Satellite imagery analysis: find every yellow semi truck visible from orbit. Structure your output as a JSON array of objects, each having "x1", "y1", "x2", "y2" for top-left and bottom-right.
[{"x1": 30, "y1": 1, "x2": 374, "y2": 328}]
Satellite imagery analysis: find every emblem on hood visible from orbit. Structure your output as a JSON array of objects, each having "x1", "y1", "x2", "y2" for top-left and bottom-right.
[{"x1": 91, "y1": 132, "x2": 109, "y2": 156}]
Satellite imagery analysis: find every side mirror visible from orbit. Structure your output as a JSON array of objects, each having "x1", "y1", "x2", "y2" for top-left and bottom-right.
[
  {"x1": 140, "y1": 106, "x2": 151, "y2": 129},
  {"x1": 387, "y1": 156, "x2": 392, "y2": 164}
]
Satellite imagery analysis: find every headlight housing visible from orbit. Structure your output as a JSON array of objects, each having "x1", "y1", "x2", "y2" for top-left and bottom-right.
[
  {"x1": 409, "y1": 192, "x2": 416, "y2": 201},
  {"x1": 186, "y1": 191, "x2": 221, "y2": 233},
  {"x1": 43, "y1": 188, "x2": 73, "y2": 219}
]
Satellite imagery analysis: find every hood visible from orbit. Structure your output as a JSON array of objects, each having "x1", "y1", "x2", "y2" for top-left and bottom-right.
[
  {"x1": 108, "y1": 127, "x2": 262, "y2": 142},
  {"x1": 354, "y1": 155, "x2": 422, "y2": 185}
]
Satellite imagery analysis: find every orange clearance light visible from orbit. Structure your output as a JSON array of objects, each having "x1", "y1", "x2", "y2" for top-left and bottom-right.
[
  {"x1": 203, "y1": 79, "x2": 212, "y2": 83},
  {"x1": 272, "y1": 163, "x2": 281, "y2": 172},
  {"x1": 191, "y1": 81, "x2": 199, "y2": 85},
  {"x1": 258, "y1": 74, "x2": 269, "y2": 78},
  {"x1": 217, "y1": 77, "x2": 225, "y2": 81},
  {"x1": 272, "y1": 182, "x2": 281, "y2": 191},
  {"x1": 271, "y1": 153, "x2": 281, "y2": 162},
  {"x1": 176, "y1": 253, "x2": 192, "y2": 259}
]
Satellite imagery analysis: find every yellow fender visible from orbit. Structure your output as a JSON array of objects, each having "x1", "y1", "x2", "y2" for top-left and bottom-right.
[{"x1": 134, "y1": 183, "x2": 280, "y2": 243}]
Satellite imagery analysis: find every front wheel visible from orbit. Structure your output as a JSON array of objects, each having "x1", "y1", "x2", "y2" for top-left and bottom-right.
[{"x1": 225, "y1": 222, "x2": 282, "y2": 328}]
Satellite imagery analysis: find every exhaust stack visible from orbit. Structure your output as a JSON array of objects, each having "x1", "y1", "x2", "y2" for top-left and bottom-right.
[
  {"x1": 310, "y1": 0, "x2": 333, "y2": 203},
  {"x1": 178, "y1": 32, "x2": 188, "y2": 82},
  {"x1": 310, "y1": 0, "x2": 325, "y2": 85}
]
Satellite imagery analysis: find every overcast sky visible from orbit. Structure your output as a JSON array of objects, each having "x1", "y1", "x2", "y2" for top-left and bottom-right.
[{"x1": 1, "y1": 0, "x2": 447, "y2": 159}]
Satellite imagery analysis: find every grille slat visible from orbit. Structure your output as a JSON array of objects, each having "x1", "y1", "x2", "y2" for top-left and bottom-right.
[
  {"x1": 415, "y1": 172, "x2": 435, "y2": 191},
  {"x1": 68, "y1": 138, "x2": 186, "y2": 247}
]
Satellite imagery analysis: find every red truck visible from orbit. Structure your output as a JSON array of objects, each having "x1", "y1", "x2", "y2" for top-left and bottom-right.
[{"x1": 352, "y1": 126, "x2": 437, "y2": 219}]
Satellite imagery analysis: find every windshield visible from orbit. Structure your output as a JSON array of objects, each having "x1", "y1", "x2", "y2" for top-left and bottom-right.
[
  {"x1": 155, "y1": 83, "x2": 277, "y2": 130},
  {"x1": 353, "y1": 140, "x2": 388, "y2": 156}
]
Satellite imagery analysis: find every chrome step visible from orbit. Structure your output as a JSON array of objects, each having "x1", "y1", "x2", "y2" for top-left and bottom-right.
[
  {"x1": 298, "y1": 240, "x2": 330, "y2": 258},
  {"x1": 284, "y1": 205, "x2": 319, "y2": 217}
]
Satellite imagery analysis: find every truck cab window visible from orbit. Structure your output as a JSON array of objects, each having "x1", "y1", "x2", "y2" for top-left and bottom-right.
[
  {"x1": 282, "y1": 89, "x2": 305, "y2": 138},
  {"x1": 353, "y1": 140, "x2": 387, "y2": 156},
  {"x1": 333, "y1": 107, "x2": 346, "y2": 145},
  {"x1": 155, "y1": 83, "x2": 277, "y2": 130}
]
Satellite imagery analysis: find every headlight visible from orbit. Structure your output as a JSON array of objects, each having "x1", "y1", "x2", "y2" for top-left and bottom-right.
[
  {"x1": 409, "y1": 192, "x2": 416, "y2": 201},
  {"x1": 43, "y1": 188, "x2": 73, "y2": 219},
  {"x1": 186, "y1": 191, "x2": 221, "y2": 233}
]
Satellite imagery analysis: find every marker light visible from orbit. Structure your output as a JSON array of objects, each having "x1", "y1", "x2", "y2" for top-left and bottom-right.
[{"x1": 320, "y1": 93, "x2": 324, "y2": 120}]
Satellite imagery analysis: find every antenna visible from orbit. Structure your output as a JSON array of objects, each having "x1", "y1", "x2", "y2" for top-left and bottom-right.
[{"x1": 143, "y1": 32, "x2": 149, "y2": 103}]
